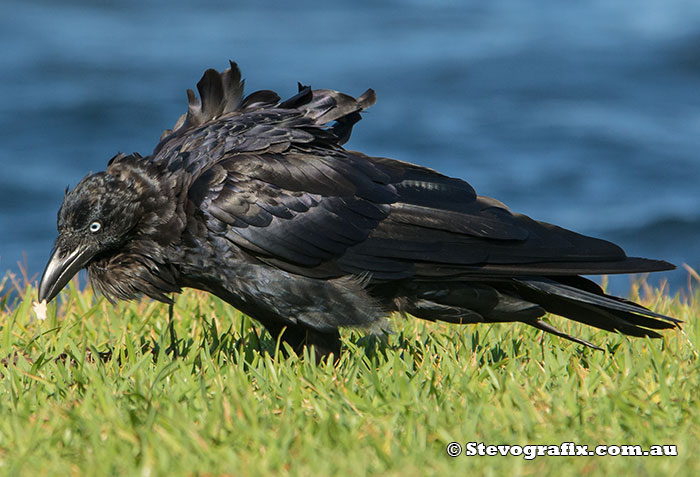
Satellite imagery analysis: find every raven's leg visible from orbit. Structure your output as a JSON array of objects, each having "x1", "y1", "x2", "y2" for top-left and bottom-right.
[{"x1": 262, "y1": 322, "x2": 341, "y2": 361}]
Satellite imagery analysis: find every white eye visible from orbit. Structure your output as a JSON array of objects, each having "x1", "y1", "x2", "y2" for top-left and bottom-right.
[{"x1": 89, "y1": 221, "x2": 101, "y2": 233}]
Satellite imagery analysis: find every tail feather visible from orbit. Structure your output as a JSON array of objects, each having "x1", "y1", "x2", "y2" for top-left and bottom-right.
[
  {"x1": 510, "y1": 278, "x2": 679, "y2": 343},
  {"x1": 389, "y1": 277, "x2": 680, "y2": 349},
  {"x1": 515, "y1": 278, "x2": 679, "y2": 323}
]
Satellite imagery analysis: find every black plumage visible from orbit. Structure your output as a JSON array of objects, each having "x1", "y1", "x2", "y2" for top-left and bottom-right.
[{"x1": 38, "y1": 61, "x2": 680, "y2": 357}]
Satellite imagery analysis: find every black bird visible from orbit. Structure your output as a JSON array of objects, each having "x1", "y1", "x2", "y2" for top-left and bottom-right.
[{"x1": 38, "y1": 61, "x2": 679, "y2": 358}]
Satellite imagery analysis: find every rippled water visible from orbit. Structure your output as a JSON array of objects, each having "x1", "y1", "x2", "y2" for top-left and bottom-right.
[{"x1": 1, "y1": 0, "x2": 699, "y2": 295}]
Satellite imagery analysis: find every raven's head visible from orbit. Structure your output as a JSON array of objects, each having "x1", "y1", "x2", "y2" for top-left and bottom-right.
[{"x1": 38, "y1": 170, "x2": 145, "y2": 303}]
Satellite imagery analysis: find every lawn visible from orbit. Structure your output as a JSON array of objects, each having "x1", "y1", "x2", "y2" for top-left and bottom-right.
[{"x1": 0, "y1": 273, "x2": 698, "y2": 476}]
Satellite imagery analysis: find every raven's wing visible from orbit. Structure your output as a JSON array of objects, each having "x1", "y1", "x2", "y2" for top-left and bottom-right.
[
  {"x1": 166, "y1": 62, "x2": 673, "y2": 281},
  {"x1": 193, "y1": 147, "x2": 673, "y2": 281}
]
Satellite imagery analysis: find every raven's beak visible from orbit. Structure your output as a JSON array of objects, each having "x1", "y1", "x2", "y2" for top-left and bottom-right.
[{"x1": 38, "y1": 244, "x2": 94, "y2": 302}]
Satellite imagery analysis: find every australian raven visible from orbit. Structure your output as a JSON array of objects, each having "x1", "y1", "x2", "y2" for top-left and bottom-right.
[{"x1": 38, "y1": 61, "x2": 679, "y2": 357}]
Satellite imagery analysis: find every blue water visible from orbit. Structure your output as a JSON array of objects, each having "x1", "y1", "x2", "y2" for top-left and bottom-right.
[{"x1": 1, "y1": 0, "x2": 699, "y2": 296}]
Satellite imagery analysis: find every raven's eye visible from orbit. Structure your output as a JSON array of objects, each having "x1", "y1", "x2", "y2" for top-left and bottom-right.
[{"x1": 89, "y1": 221, "x2": 102, "y2": 233}]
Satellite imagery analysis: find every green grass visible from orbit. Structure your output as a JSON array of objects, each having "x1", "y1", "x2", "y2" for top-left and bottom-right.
[{"x1": 0, "y1": 273, "x2": 698, "y2": 476}]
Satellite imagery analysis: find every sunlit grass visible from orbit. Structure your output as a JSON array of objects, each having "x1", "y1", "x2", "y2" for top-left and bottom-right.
[{"x1": 0, "y1": 273, "x2": 698, "y2": 476}]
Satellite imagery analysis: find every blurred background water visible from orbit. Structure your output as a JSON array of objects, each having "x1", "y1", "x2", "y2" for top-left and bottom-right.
[{"x1": 1, "y1": 0, "x2": 699, "y2": 296}]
